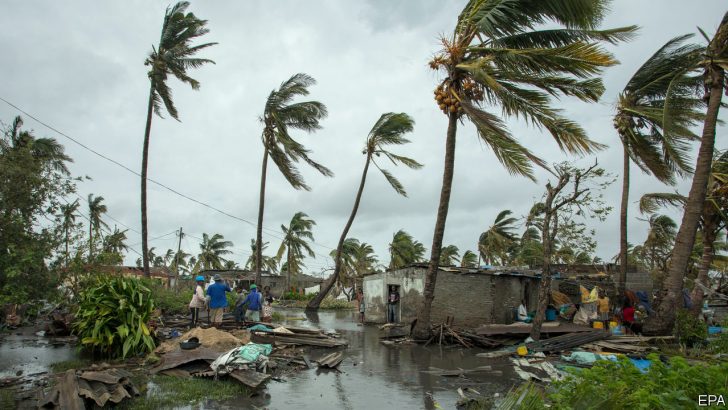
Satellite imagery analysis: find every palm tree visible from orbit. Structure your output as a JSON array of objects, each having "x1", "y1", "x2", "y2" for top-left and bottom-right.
[
  {"x1": 244, "y1": 239, "x2": 279, "y2": 274},
  {"x1": 140, "y1": 2, "x2": 215, "y2": 277},
  {"x1": 308, "y1": 113, "x2": 421, "y2": 309},
  {"x1": 439, "y1": 245, "x2": 460, "y2": 266},
  {"x1": 352, "y1": 241, "x2": 379, "y2": 276},
  {"x1": 196, "y1": 233, "x2": 233, "y2": 270},
  {"x1": 330, "y1": 238, "x2": 359, "y2": 288},
  {"x1": 59, "y1": 199, "x2": 80, "y2": 266},
  {"x1": 649, "y1": 14, "x2": 728, "y2": 334},
  {"x1": 102, "y1": 227, "x2": 129, "y2": 261},
  {"x1": 388, "y1": 230, "x2": 426, "y2": 269},
  {"x1": 277, "y1": 212, "x2": 317, "y2": 292},
  {"x1": 255, "y1": 73, "x2": 331, "y2": 285},
  {"x1": 223, "y1": 260, "x2": 239, "y2": 270},
  {"x1": 87, "y1": 194, "x2": 108, "y2": 259},
  {"x1": 170, "y1": 249, "x2": 191, "y2": 274},
  {"x1": 643, "y1": 214, "x2": 678, "y2": 272},
  {"x1": 413, "y1": 0, "x2": 634, "y2": 339},
  {"x1": 613, "y1": 35, "x2": 704, "y2": 299},
  {"x1": 7, "y1": 116, "x2": 72, "y2": 174},
  {"x1": 478, "y1": 210, "x2": 518, "y2": 265},
  {"x1": 460, "y1": 250, "x2": 478, "y2": 268}
]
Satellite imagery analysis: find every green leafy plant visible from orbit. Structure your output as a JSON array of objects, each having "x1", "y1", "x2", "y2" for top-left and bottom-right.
[
  {"x1": 550, "y1": 354, "x2": 728, "y2": 409},
  {"x1": 674, "y1": 309, "x2": 708, "y2": 346},
  {"x1": 74, "y1": 276, "x2": 156, "y2": 358}
]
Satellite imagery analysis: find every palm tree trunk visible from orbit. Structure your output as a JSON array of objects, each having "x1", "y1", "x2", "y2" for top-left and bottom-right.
[
  {"x1": 89, "y1": 222, "x2": 93, "y2": 260},
  {"x1": 647, "y1": 67, "x2": 723, "y2": 334},
  {"x1": 618, "y1": 146, "x2": 630, "y2": 302},
  {"x1": 287, "y1": 249, "x2": 292, "y2": 295},
  {"x1": 412, "y1": 113, "x2": 457, "y2": 339},
  {"x1": 690, "y1": 223, "x2": 716, "y2": 317},
  {"x1": 141, "y1": 86, "x2": 155, "y2": 278},
  {"x1": 307, "y1": 155, "x2": 372, "y2": 310},
  {"x1": 255, "y1": 147, "x2": 269, "y2": 286}
]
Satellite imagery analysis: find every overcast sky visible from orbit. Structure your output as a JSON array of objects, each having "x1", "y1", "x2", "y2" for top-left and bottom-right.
[{"x1": 2, "y1": 0, "x2": 726, "y2": 274}]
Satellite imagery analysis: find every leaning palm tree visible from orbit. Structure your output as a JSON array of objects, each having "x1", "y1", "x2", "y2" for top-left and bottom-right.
[
  {"x1": 439, "y1": 245, "x2": 460, "y2": 266},
  {"x1": 649, "y1": 12, "x2": 728, "y2": 335},
  {"x1": 478, "y1": 210, "x2": 518, "y2": 265},
  {"x1": 87, "y1": 194, "x2": 108, "y2": 259},
  {"x1": 308, "y1": 113, "x2": 421, "y2": 309},
  {"x1": 330, "y1": 238, "x2": 359, "y2": 288},
  {"x1": 460, "y1": 250, "x2": 478, "y2": 268},
  {"x1": 277, "y1": 212, "x2": 317, "y2": 291},
  {"x1": 140, "y1": 2, "x2": 215, "y2": 277},
  {"x1": 244, "y1": 239, "x2": 279, "y2": 274},
  {"x1": 612, "y1": 35, "x2": 704, "y2": 299},
  {"x1": 388, "y1": 229, "x2": 427, "y2": 269},
  {"x1": 413, "y1": 0, "x2": 635, "y2": 339},
  {"x1": 255, "y1": 73, "x2": 331, "y2": 285},
  {"x1": 196, "y1": 233, "x2": 233, "y2": 270},
  {"x1": 59, "y1": 199, "x2": 80, "y2": 266}
]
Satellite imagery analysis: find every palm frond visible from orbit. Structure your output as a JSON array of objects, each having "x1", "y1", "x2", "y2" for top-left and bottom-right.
[
  {"x1": 639, "y1": 192, "x2": 687, "y2": 214},
  {"x1": 376, "y1": 165, "x2": 407, "y2": 197}
]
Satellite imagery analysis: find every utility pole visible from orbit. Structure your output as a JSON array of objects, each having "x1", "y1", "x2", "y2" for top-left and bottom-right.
[{"x1": 175, "y1": 227, "x2": 183, "y2": 291}]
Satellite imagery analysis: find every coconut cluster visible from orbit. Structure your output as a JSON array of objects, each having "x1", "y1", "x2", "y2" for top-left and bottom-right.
[{"x1": 434, "y1": 79, "x2": 485, "y2": 116}]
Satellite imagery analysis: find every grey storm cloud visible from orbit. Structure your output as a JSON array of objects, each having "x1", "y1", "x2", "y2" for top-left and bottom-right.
[{"x1": 1, "y1": 0, "x2": 726, "y2": 274}]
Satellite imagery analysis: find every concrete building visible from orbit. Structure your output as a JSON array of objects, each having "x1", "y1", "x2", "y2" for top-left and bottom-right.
[
  {"x1": 103, "y1": 266, "x2": 174, "y2": 288},
  {"x1": 362, "y1": 264, "x2": 540, "y2": 327}
]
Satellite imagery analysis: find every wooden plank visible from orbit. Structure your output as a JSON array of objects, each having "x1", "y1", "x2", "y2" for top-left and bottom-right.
[
  {"x1": 229, "y1": 370, "x2": 270, "y2": 389},
  {"x1": 251, "y1": 333, "x2": 347, "y2": 347},
  {"x1": 474, "y1": 323, "x2": 593, "y2": 336}
]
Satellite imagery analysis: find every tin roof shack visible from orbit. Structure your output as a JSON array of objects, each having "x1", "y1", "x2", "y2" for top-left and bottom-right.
[
  {"x1": 362, "y1": 264, "x2": 540, "y2": 327},
  {"x1": 104, "y1": 266, "x2": 174, "y2": 288}
]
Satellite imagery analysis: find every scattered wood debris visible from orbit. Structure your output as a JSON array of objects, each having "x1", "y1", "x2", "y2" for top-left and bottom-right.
[
  {"x1": 316, "y1": 351, "x2": 344, "y2": 369},
  {"x1": 526, "y1": 331, "x2": 610, "y2": 353}
]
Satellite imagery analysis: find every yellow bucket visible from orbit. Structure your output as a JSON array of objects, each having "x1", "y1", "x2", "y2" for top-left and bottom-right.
[
  {"x1": 609, "y1": 321, "x2": 618, "y2": 329},
  {"x1": 516, "y1": 346, "x2": 528, "y2": 356},
  {"x1": 593, "y1": 321, "x2": 604, "y2": 329}
]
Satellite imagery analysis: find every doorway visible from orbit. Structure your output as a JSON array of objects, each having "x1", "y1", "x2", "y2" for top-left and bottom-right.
[{"x1": 387, "y1": 284, "x2": 401, "y2": 323}]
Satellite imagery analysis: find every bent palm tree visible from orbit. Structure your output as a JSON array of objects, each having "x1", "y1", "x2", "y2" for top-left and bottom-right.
[
  {"x1": 244, "y1": 239, "x2": 279, "y2": 274},
  {"x1": 388, "y1": 229, "x2": 427, "y2": 269},
  {"x1": 141, "y1": 2, "x2": 215, "y2": 277},
  {"x1": 196, "y1": 233, "x2": 233, "y2": 270},
  {"x1": 478, "y1": 210, "x2": 518, "y2": 265},
  {"x1": 277, "y1": 212, "x2": 317, "y2": 291},
  {"x1": 648, "y1": 14, "x2": 728, "y2": 334},
  {"x1": 308, "y1": 113, "x2": 421, "y2": 309},
  {"x1": 87, "y1": 194, "x2": 108, "y2": 259},
  {"x1": 413, "y1": 0, "x2": 635, "y2": 339},
  {"x1": 460, "y1": 250, "x2": 478, "y2": 268},
  {"x1": 613, "y1": 35, "x2": 704, "y2": 299},
  {"x1": 255, "y1": 73, "x2": 331, "y2": 285},
  {"x1": 439, "y1": 245, "x2": 460, "y2": 266}
]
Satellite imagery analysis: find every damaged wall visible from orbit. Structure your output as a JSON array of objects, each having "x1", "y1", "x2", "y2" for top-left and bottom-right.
[{"x1": 362, "y1": 266, "x2": 540, "y2": 327}]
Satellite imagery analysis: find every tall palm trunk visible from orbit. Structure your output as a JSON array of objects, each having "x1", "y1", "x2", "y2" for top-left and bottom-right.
[
  {"x1": 255, "y1": 146, "x2": 269, "y2": 286},
  {"x1": 648, "y1": 67, "x2": 724, "y2": 334},
  {"x1": 307, "y1": 155, "x2": 372, "y2": 310},
  {"x1": 412, "y1": 113, "x2": 457, "y2": 339},
  {"x1": 618, "y1": 146, "x2": 630, "y2": 301},
  {"x1": 690, "y1": 220, "x2": 717, "y2": 317},
  {"x1": 88, "y1": 223, "x2": 93, "y2": 260},
  {"x1": 287, "y1": 249, "x2": 292, "y2": 294},
  {"x1": 141, "y1": 85, "x2": 155, "y2": 278}
]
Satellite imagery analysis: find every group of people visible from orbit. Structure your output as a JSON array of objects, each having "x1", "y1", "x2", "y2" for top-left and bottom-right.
[{"x1": 188, "y1": 274, "x2": 274, "y2": 328}]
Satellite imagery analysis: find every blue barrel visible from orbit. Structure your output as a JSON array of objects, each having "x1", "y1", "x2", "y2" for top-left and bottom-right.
[{"x1": 545, "y1": 308, "x2": 557, "y2": 321}]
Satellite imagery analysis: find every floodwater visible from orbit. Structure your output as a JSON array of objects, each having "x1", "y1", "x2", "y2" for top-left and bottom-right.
[
  {"x1": 208, "y1": 309, "x2": 521, "y2": 410},
  {"x1": 1, "y1": 310, "x2": 522, "y2": 409},
  {"x1": 0, "y1": 332, "x2": 77, "y2": 380}
]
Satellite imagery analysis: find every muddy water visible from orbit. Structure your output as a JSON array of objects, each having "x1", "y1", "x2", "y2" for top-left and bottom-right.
[
  {"x1": 0, "y1": 333, "x2": 77, "y2": 380},
  {"x1": 210, "y1": 309, "x2": 521, "y2": 410}
]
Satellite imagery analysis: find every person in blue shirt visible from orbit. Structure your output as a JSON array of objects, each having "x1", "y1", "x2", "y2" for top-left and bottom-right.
[
  {"x1": 242, "y1": 284, "x2": 263, "y2": 322},
  {"x1": 206, "y1": 274, "x2": 231, "y2": 328}
]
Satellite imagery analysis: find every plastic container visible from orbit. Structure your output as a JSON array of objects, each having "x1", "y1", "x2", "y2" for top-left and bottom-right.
[
  {"x1": 592, "y1": 321, "x2": 604, "y2": 329},
  {"x1": 516, "y1": 345, "x2": 528, "y2": 356},
  {"x1": 609, "y1": 321, "x2": 618, "y2": 329},
  {"x1": 545, "y1": 308, "x2": 557, "y2": 321}
]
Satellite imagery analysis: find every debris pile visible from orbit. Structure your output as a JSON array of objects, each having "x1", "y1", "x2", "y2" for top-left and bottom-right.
[
  {"x1": 38, "y1": 369, "x2": 139, "y2": 409},
  {"x1": 155, "y1": 327, "x2": 248, "y2": 354}
]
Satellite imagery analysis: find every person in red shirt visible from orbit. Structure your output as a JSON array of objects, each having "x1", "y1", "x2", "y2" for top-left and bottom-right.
[{"x1": 622, "y1": 300, "x2": 641, "y2": 334}]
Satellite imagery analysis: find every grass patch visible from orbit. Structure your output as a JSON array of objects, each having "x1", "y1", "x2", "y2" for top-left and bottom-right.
[
  {"x1": 120, "y1": 375, "x2": 249, "y2": 410},
  {"x1": 49, "y1": 358, "x2": 92, "y2": 373}
]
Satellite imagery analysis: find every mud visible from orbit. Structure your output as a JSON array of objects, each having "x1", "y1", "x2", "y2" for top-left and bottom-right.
[{"x1": 0, "y1": 333, "x2": 77, "y2": 381}]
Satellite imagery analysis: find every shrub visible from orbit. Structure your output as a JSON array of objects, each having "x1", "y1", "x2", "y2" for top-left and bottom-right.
[
  {"x1": 140, "y1": 279, "x2": 192, "y2": 316},
  {"x1": 549, "y1": 354, "x2": 728, "y2": 409},
  {"x1": 282, "y1": 291, "x2": 317, "y2": 301},
  {"x1": 674, "y1": 309, "x2": 708, "y2": 346},
  {"x1": 74, "y1": 276, "x2": 156, "y2": 358}
]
